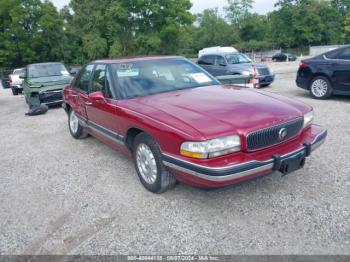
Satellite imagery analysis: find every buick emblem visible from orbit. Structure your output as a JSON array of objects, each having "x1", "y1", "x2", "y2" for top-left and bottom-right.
[{"x1": 278, "y1": 128, "x2": 288, "y2": 141}]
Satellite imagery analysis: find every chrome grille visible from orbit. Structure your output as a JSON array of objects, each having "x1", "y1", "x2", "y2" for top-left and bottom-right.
[{"x1": 246, "y1": 118, "x2": 304, "y2": 151}]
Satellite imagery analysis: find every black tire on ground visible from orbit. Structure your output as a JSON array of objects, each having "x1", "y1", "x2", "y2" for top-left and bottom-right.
[
  {"x1": 309, "y1": 76, "x2": 333, "y2": 99},
  {"x1": 68, "y1": 109, "x2": 88, "y2": 139},
  {"x1": 12, "y1": 88, "x2": 18, "y2": 96},
  {"x1": 133, "y1": 132, "x2": 176, "y2": 193}
]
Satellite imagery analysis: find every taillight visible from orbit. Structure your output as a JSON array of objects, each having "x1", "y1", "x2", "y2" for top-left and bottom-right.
[
  {"x1": 8, "y1": 75, "x2": 12, "y2": 83},
  {"x1": 299, "y1": 61, "x2": 308, "y2": 69}
]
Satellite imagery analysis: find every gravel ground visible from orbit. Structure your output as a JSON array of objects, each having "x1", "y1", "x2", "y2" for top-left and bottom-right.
[{"x1": 0, "y1": 62, "x2": 349, "y2": 255}]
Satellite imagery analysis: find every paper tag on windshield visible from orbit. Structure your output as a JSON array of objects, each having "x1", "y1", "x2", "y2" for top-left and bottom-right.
[
  {"x1": 61, "y1": 70, "x2": 69, "y2": 75},
  {"x1": 191, "y1": 73, "x2": 211, "y2": 83}
]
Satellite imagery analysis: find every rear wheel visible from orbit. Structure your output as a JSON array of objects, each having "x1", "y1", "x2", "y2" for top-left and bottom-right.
[
  {"x1": 309, "y1": 76, "x2": 332, "y2": 99},
  {"x1": 133, "y1": 133, "x2": 176, "y2": 193},
  {"x1": 68, "y1": 109, "x2": 88, "y2": 139}
]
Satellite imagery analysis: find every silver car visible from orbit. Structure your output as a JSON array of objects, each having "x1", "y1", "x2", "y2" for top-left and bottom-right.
[{"x1": 197, "y1": 52, "x2": 275, "y2": 87}]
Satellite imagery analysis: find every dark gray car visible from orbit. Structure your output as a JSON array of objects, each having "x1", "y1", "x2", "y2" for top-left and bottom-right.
[{"x1": 197, "y1": 52, "x2": 275, "y2": 87}]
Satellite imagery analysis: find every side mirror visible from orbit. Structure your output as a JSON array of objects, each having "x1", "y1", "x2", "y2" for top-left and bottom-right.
[
  {"x1": 19, "y1": 72, "x2": 26, "y2": 79},
  {"x1": 89, "y1": 90, "x2": 107, "y2": 104}
]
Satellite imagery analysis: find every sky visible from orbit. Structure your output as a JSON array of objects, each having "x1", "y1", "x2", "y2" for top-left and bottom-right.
[{"x1": 51, "y1": 0, "x2": 277, "y2": 15}]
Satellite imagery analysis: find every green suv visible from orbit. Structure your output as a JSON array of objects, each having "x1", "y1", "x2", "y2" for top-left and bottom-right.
[{"x1": 21, "y1": 62, "x2": 73, "y2": 109}]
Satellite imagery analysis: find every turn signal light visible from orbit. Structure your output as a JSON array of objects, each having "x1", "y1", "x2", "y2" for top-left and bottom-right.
[{"x1": 180, "y1": 150, "x2": 206, "y2": 159}]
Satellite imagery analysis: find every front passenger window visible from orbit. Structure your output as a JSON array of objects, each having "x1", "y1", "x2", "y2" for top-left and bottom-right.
[
  {"x1": 91, "y1": 64, "x2": 113, "y2": 98},
  {"x1": 215, "y1": 56, "x2": 226, "y2": 66},
  {"x1": 75, "y1": 64, "x2": 94, "y2": 92},
  {"x1": 91, "y1": 64, "x2": 107, "y2": 93}
]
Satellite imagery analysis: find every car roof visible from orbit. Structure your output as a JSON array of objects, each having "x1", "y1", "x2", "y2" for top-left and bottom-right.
[
  {"x1": 93, "y1": 56, "x2": 183, "y2": 64},
  {"x1": 199, "y1": 52, "x2": 239, "y2": 57}
]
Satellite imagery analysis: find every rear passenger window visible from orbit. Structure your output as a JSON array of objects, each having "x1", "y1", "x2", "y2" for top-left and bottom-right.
[
  {"x1": 75, "y1": 64, "x2": 94, "y2": 92},
  {"x1": 198, "y1": 55, "x2": 215, "y2": 65},
  {"x1": 338, "y1": 48, "x2": 350, "y2": 60}
]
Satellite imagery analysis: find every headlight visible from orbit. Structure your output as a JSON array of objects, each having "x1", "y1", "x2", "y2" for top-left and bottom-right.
[
  {"x1": 303, "y1": 111, "x2": 314, "y2": 128},
  {"x1": 180, "y1": 135, "x2": 241, "y2": 159}
]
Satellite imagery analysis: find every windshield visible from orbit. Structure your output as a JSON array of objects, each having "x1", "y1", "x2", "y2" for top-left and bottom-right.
[
  {"x1": 13, "y1": 68, "x2": 24, "y2": 75},
  {"x1": 28, "y1": 63, "x2": 69, "y2": 78},
  {"x1": 113, "y1": 58, "x2": 219, "y2": 99},
  {"x1": 225, "y1": 53, "x2": 252, "y2": 64}
]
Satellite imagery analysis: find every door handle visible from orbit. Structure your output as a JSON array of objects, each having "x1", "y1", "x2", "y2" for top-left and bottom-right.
[
  {"x1": 85, "y1": 101, "x2": 93, "y2": 106},
  {"x1": 71, "y1": 94, "x2": 78, "y2": 97}
]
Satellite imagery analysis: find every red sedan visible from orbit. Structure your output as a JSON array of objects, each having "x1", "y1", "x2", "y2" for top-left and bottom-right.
[{"x1": 63, "y1": 56, "x2": 327, "y2": 193}]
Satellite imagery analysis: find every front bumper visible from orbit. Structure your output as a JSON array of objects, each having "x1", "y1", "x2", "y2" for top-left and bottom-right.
[
  {"x1": 39, "y1": 90, "x2": 63, "y2": 105},
  {"x1": 163, "y1": 125, "x2": 327, "y2": 188},
  {"x1": 11, "y1": 85, "x2": 23, "y2": 90},
  {"x1": 257, "y1": 74, "x2": 275, "y2": 86}
]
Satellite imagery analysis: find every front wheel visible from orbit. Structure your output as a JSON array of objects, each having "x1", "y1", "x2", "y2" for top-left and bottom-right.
[
  {"x1": 68, "y1": 110, "x2": 88, "y2": 139},
  {"x1": 133, "y1": 133, "x2": 176, "y2": 193},
  {"x1": 309, "y1": 76, "x2": 332, "y2": 99}
]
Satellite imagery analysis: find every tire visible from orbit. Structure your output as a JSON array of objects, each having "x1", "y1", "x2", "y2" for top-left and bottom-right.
[
  {"x1": 12, "y1": 88, "x2": 18, "y2": 96},
  {"x1": 68, "y1": 109, "x2": 88, "y2": 139},
  {"x1": 133, "y1": 133, "x2": 176, "y2": 193},
  {"x1": 309, "y1": 76, "x2": 333, "y2": 99}
]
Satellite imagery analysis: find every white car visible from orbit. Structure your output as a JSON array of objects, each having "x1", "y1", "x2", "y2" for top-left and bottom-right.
[{"x1": 9, "y1": 68, "x2": 25, "y2": 95}]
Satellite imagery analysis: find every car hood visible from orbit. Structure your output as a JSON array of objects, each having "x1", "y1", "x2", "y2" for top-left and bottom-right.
[
  {"x1": 126, "y1": 85, "x2": 311, "y2": 140},
  {"x1": 28, "y1": 75, "x2": 72, "y2": 87}
]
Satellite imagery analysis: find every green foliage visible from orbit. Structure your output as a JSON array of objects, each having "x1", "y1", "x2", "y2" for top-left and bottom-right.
[
  {"x1": 193, "y1": 8, "x2": 239, "y2": 50},
  {"x1": 0, "y1": 0, "x2": 348, "y2": 68},
  {"x1": 225, "y1": 0, "x2": 254, "y2": 26},
  {"x1": 344, "y1": 11, "x2": 350, "y2": 41}
]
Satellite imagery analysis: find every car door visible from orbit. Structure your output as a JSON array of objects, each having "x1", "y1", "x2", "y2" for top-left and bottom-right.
[
  {"x1": 197, "y1": 55, "x2": 216, "y2": 76},
  {"x1": 71, "y1": 64, "x2": 94, "y2": 121},
  {"x1": 214, "y1": 55, "x2": 229, "y2": 76},
  {"x1": 332, "y1": 47, "x2": 350, "y2": 93},
  {"x1": 85, "y1": 64, "x2": 123, "y2": 143}
]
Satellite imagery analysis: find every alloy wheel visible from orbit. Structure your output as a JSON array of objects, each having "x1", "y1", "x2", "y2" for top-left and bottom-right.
[
  {"x1": 136, "y1": 143, "x2": 158, "y2": 185},
  {"x1": 70, "y1": 111, "x2": 79, "y2": 134},
  {"x1": 311, "y1": 79, "x2": 328, "y2": 98}
]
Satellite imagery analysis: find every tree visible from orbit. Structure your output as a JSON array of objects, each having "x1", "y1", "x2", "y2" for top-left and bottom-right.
[
  {"x1": 268, "y1": 0, "x2": 342, "y2": 48},
  {"x1": 37, "y1": 1, "x2": 65, "y2": 61},
  {"x1": 331, "y1": 0, "x2": 350, "y2": 17},
  {"x1": 344, "y1": 11, "x2": 350, "y2": 40},
  {"x1": 193, "y1": 8, "x2": 239, "y2": 50},
  {"x1": 225, "y1": 0, "x2": 254, "y2": 26}
]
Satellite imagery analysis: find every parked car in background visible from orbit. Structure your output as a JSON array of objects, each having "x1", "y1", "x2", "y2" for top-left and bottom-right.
[
  {"x1": 68, "y1": 66, "x2": 82, "y2": 76},
  {"x1": 272, "y1": 53, "x2": 297, "y2": 62},
  {"x1": 296, "y1": 46, "x2": 350, "y2": 99},
  {"x1": 197, "y1": 47, "x2": 275, "y2": 88},
  {"x1": 8, "y1": 68, "x2": 25, "y2": 95},
  {"x1": 63, "y1": 56, "x2": 327, "y2": 193},
  {"x1": 21, "y1": 62, "x2": 73, "y2": 109}
]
